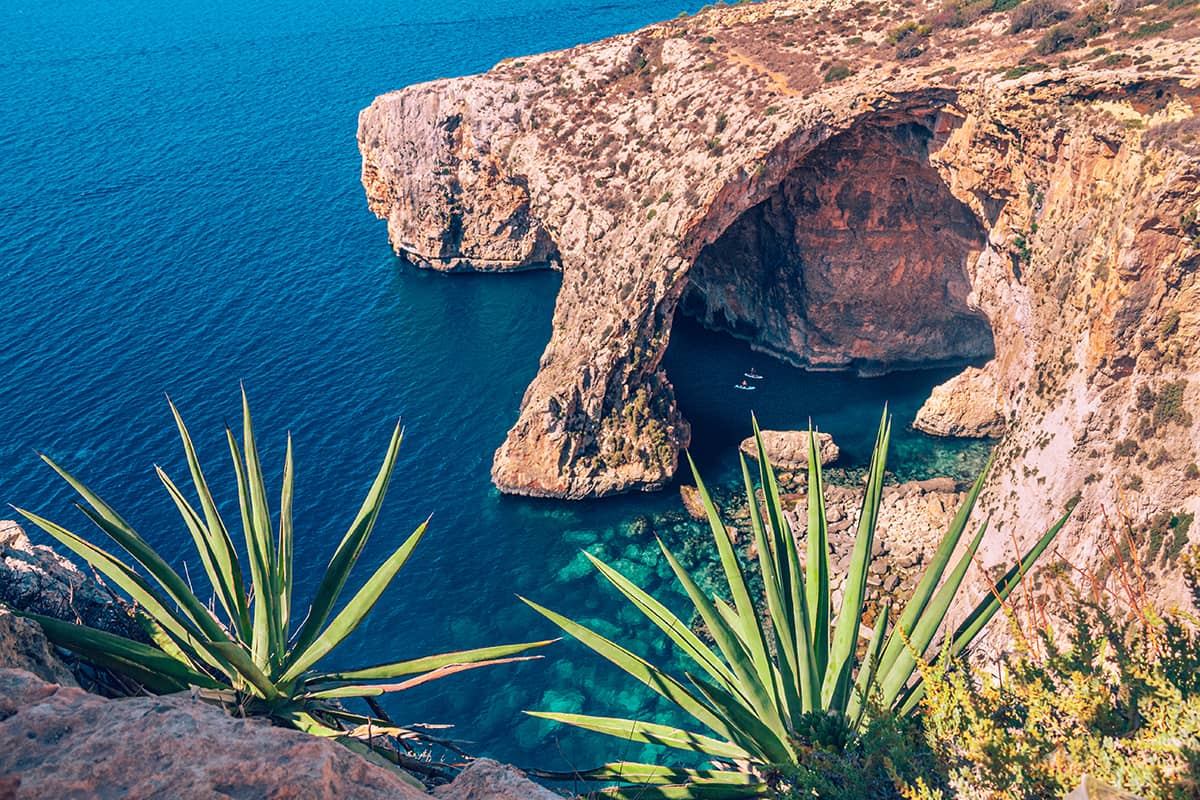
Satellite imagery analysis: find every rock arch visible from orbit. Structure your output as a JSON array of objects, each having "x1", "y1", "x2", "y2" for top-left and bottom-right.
[{"x1": 678, "y1": 116, "x2": 994, "y2": 375}]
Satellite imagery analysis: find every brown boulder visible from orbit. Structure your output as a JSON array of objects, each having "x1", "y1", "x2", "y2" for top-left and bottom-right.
[
  {"x1": 433, "y1": 759, "x2": 562, "y2": 800},
  {"x1": 912, "y1": 366, "x2": 1006, "y2": 438},
  {"x1": 0, "y1": 668, "x2": 432, "y2": 800},
  {"x1": 0, "y1": 610, "x2": 76, "y2": 687},
  {"x1": 739, "y1": 430, "x2": 839, "y2": 470}
]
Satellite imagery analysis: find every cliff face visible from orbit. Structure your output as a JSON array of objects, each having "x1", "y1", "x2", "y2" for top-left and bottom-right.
[
  {"x1": 360, "y1": 0, "x2": 1200, "y2": 594},
  {"x1": 684, "y1": 119, "x2": 994, "y2": 372}
]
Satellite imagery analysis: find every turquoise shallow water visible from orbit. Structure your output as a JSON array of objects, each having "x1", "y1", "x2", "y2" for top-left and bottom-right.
[{"x1": 0, "y1": 0, "x2": 991, "y2": 774}]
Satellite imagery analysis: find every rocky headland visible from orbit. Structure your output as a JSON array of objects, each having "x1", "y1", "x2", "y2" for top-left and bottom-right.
[{"x1": 360, "y1": 0, "x2": 1200, "y2": 608}]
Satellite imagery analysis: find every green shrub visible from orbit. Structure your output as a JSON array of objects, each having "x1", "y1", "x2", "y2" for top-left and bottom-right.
[
  {"x1": 1008, "y1": 0, "x2": 1072, "y2": 33},
  {"x1": 524, "y1": 414, "x2": 1067, "y2": 798},
  {"x1": 1036, "y1": 5, "x2": 1107, "y2": 54},
  {"x1": 9, "y1": 391, "x2": 550, "y2": 782},
  {"x1": 919, "y1": 600, "x2": 1200, "y2": 799},
  {"x1": 1129, "y1": 20, "x2": 1173, "y2": 37},
  {"x1": 1154, "y1": 380, "x2": 1193, "y2": 430},
  {"x1": 773, "y1": 713, "x2": 947, "y2": 799},
  {"x1": 887, "y1": 20, "x2": 932, "y2": 43},
  {"x1": 1161, "y1": 309, "x2": 1182, "y2": 340},
  {"x1": 1037, "y1": 22, "x2": 1084, "y2": 53},
  {"x1": 825, "y1": 63, "x2": 853, "y2": 82}
]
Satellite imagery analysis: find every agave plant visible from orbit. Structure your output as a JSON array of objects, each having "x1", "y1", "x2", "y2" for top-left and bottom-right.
[
  {"x1": 523, "y1": 412, "x2": 1070, "y2": 798},
  {"x1": 10, "y1": 390, "x2": 551, "y2": 779}
]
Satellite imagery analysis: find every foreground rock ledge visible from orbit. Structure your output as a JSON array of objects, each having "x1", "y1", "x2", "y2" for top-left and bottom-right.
[
  {"x1": 0, "y1": 668, "x2": 423, "y2": 799},
  {"x1": 0, "y1": 666, "x2": 560, "y2": 800},
  {"x1": 361, "y1": 0, "x2": 1200, "y2": 603}
]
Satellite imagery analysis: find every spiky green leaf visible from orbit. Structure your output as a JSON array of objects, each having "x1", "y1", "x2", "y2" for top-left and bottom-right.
[
  {"x1": 281, "y1": 520, "x2": 427, "y2": 684},
  {"x1": 523, "y1": 712, "x2": 750, "y2": 760},
  {"x1": 288, "y1": 421, "x2": 404, "y2": 662}
]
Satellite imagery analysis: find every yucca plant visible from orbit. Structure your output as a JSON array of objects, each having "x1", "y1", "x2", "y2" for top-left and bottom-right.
[
  {"x1": 9, "y1": 390, "x2": 551, "y2": 781},
  {"x1": 523, "y1": 412, "x2": 1070, "y2": 799}
]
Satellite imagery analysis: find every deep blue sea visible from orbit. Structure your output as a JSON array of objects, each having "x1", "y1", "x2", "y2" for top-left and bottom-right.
[{"x1": 0, "y1": 0, "x2": 990, "y2": 776}]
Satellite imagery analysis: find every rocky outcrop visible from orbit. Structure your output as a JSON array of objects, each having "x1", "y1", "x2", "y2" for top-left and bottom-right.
[
  {"x1": 0, "y1": 668, "x2": 434, "y2": 800},
  {"x1": 913, "y1": 365, "x2": 1007, "y2": 437},
  {"x1": 361, "y1": 0, "x2": 1200, "y2": 605},
  {"x1": 432, "y1": 759, "x2": 561, "y2": 800},
  {"x1": 0, "y1": 520, "x2": 144, "y2": 642},
  {"x1": 0, "y1": 610, "x2": 76, "y2": 687},
  {"x1": 739, "y1": 430, "x2": 839, "y2": 469}
]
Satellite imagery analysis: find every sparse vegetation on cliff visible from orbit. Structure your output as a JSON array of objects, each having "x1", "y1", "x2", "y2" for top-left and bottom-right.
[{"x1": 918, "y1": 579, "x2": 1200, "y2": 798}]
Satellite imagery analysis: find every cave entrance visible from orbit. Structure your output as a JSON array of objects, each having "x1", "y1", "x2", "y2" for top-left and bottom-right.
[
  {"x1": 663, "y1": 117, "x2": 996, "y2": 476},
  {"x1": 678, "y1": 118, "x2": 994, "y2": 375}
]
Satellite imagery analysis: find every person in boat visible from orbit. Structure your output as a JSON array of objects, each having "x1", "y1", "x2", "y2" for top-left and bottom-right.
[{"x1": 739, "y1": 380, "x2": 750, "y2": 388}]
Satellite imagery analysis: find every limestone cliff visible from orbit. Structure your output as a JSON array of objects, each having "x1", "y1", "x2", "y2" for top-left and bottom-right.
[{"x1": 360, "y1": 0, "x2": 1200, "y2": 600}]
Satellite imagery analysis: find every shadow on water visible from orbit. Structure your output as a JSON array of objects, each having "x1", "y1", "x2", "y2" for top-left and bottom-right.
[{"x1": 663, "y1": 314, "x2": 995, "y2": 486}]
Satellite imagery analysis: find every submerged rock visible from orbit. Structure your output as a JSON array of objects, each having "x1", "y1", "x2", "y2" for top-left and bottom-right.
[
  {"x1": 739, "y1": 430, "x2": 839, "y2": 469},
  {"x1": 680, "y1": 484, "x2": 709, "y2": 520}
]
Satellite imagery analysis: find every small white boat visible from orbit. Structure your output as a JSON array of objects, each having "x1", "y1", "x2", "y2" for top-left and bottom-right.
[
  {"x1": 744, "y1": 370, "x2": 763, "y2": 380},
  {"x1": 734, "y1": 382, "x2": 756, "y2": 391}
]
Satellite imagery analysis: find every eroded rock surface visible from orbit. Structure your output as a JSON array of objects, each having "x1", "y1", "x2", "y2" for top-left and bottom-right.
[
  {"x1": 0, "y1": 668, "x2": 433, "y2": 800},
  {"x1": 361, "y1": 0, "x2": 1200, "y2": 607},
  {"x1": 0, "y1": 520, "x2": 144, "y2": 642},
  {"x1": 739, "y1": 429, "x2": 839, "y2": 469},
  {"x1": 433, "y1": 759, "x2": 561, "y2": 800},
  {"x1": 684, "y1": 120, "x2": 992, "y2": 371},
  {"x1": 913, "y1": 365, "x2": 1007, "y2": 437},
  {"x1": 0, "y1": 610, "x2": 76, "y2": 687}
]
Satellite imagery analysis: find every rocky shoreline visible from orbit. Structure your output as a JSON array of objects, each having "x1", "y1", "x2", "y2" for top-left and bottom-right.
[{"x1": 718, "y1": 475, "x2": 970, "y2": 611}]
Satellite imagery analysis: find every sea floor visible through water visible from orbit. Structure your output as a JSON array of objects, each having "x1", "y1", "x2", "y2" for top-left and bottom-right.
[{"x1": 0, "y1": 0, "x2": 992, "y2": 777}]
